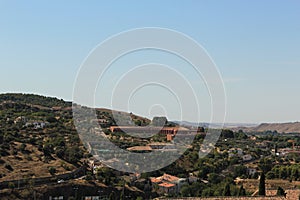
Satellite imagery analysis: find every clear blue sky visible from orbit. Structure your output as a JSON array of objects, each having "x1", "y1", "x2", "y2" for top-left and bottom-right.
[{"x1": 0, "y1": 1, "x2": 299, "y2": 123}]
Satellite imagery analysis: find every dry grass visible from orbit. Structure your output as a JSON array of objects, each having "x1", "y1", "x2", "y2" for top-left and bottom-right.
[
  {"x1": 236, "y1": 178, "x2": 300, "y2": 193},
  {"x1": 239, "y1": 122, "x2": 300, "y2": 133},
  {"x1": 0, "y1": 142, "x2": 75, "y2": 181}
]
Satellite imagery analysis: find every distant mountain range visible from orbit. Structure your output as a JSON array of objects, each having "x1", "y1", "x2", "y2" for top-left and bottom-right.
[
  {"x1": 174, "y1": 120, "x2": 300, "y2": 134},
  {"x1": 237, "y1": 122, "x2": 300, "y2": 133},
  {"x1": 172, "y1": 121, "x2": 257, "y2": 129}
]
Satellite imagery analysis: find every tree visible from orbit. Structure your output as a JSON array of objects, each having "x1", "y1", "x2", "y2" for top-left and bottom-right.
[
  {"x1": 234, "y1": 130, "x2": 248, "y2": 139},
  {"x1": 5, "y1": 163, "x2": 13, "y2": 171},
  {"x1": 233, "y1": 165, "x2": 247, "y2": 178},
  {"x1": 55, "y1": 146, "x2": 65, "y2": 158},
  {"x1": 108, "y1": 192, "x2": 114, "y2": 200},
  {"x1": 120, "y1": 191, "x2": 124, "y2": 200},
  {"x1": 208, "y1": 173, "x2": 220, "y2": 184},
  {"x1": 8, "y1": 182, "x2": 15, "y2": 190},
  {"x1": 48, "y1": 166, "x2": 56, "y2": 175},
  {"x1": 276, "y1": 186, "x2": 286, "y2": 197},
  {"x1": 135, "y1": 120, "x2": 142, "y2": 126},
  {"x1": 292, "y1": 168, "x2": 299, "y2": 180},
  {"x1": 258, "y1": 172, "x2": 266, "y2": 196},
  {"x1": 0, "y1": 130, "x2": 3, "y2": 144},
  {"x1": 258, "y1": 158, "x2": 273, "y2": 173},
  {"x1": 85, "y1": 172, "x2": 93, "y2": 181},
  {"x1": 266, "y1": 171, "x2": 275, "y2": 179},
  {"x1": 43, "y1": 143, "x2": 53, "y2": 157},
  {"x1": 223, "y1": 183, "x2": 231, "y2": 196},
  {"x1": 202, "y1": 188, "x2": 213, "y2": 197},
  {"x1": 46, "y1": 116, "x2": 58, "y2": 123},
  {"x1": 180, "y1": 184, "x2": 191, "y2": 197},
  {"x1": 65, "y1": 146, "x2": 83, "y2": 164},
  {"x1": 221, "y1": 129, "x2": 234, "y2": 138},
  {"x1": 238, "y1": 185, "x2": 246, "y2": 196},
  {"x1": 197, "y1": 127, "x2": 205, "y2": 133},
  {"x1": 20, "y1": 143, "x2": 26, "y2": 152}
]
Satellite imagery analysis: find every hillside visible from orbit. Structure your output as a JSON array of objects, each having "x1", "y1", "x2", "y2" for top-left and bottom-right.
[
  {"x1": 0, "y1": 94, "x2": 84, "y2": 182},
  {"x1": 2, "y1": 93, "x2": 300, "y2": 199},
  {"x1": 96, "y1": 107, "x2": 151, "y2": 126},
  {"x1": 173, "y1": 121, "x2": 257, "y2": 129},
  {"x1": 237, "y1": 122, "x2": 300, "y2": 134},
  {"x1": 0, "y1": 93, "x2": 150, "y2": 183},
  {"x1": 0, "y1": 93, "x2": 72, "y2": 108}
]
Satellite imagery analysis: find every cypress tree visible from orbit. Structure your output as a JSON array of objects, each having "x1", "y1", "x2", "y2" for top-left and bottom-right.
[
  {"x1": 238, "y1": 185, "x2": 246, "y2": 196},
  {"x1": 223, "y1": 183, "x2": 231, "y2": 196},
  {"x1": 258, "y1": 172, "x2": 266, "y2": 196}
]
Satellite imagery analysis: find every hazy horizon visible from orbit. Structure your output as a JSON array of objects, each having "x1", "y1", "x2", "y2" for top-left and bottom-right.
[{"x1": 1, "y1": 92, "x2": 299, "y2": 125}]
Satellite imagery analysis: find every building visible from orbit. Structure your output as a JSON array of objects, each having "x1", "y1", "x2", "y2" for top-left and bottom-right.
[
  {"x1": 49, "y1": 196, "x2": 64, "y2": 200},
  {"x1": 109, "y1": 126, "x2": 192, "y2": 141},
  {"x1": 242, "y1": 154, "x2": 253, "y2": 162},
  {"x1": 188, "y1": 173, "x2": 199, "y2": 183},
  {"x1": 98, "y1": 119, "x2": 108, "y2": 125},
  {"x1": 158, "y1": 182, "x2": 177, "y2": 194},
  {"x1": 247, "y1": 168, "x2": 257, "y2": 176},
  {"x1": 150, "y1": 173, "x2": 186, "y2": 195},
  {"x1": 228, "y1": 148, "x2": 243, "y2": 158},
  {"x1": 25, "y1": 121, "x2": 48, "y2": 129},
  {"x1": 167, "y1": 134, "x2": 175, "y2": 141},
  {"x1": 14, "y1": 116, "x2": 27, "y2": 124},
  {"x1": 109, "y1": 126, "x2": 183, "y2": 134},
  {"x1": 83, "y1": 196, "x2": 101, "y2": 200}
]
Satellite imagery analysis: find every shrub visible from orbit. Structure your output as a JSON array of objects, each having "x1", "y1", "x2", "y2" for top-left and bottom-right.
[
  {"x1": 276, "y1": 186, "x2": 286, "y2": 197},
  {"x1": 85, "y1": 172, "x2": 93, "y2": 181},
  {"x1": 20, "y1": 143, "x2": 26, "y2": 152},
  {"x1": 8, "y1": 182, "x2": 15, "y2": 190},
  {"x1": 223, "y1": 183, "x2": 231, "y2": 196},
  {"x1": 5, "y1": 163, "x2": 13, "y2": 171},
  {"x1": 48, "y1": 166, "x2": 56, "y2": 175}
]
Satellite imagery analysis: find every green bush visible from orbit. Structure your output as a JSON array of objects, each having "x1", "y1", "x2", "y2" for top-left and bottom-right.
[
  {"x1": 48, "y1": 166, "x2": 56, "y2": 175},
  {"x1": 4, "y1": 163, "x2": 13, "y2": 171}
]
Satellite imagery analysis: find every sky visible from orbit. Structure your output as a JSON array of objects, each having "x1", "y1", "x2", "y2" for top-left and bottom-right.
[{"x1": 0, "y1": 1, "x2": 300, "y2": 123}]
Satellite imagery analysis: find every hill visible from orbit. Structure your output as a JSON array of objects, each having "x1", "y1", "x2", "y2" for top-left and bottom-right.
[
  {"x1": 173, "y1": 121, "x2": 257, "y2": 129},
  {"x1": 0, "y1": 93, "x2": 150, "y2": 183},
  {"x1": 0, "y1": 93, "x2": 71, "y2": 108},
  {"x1": 237, "y1": 122, "x2": 300, "y2": 134},
  {"x1": 0, "y1": 94, "x2": 84, "y2": 182}
]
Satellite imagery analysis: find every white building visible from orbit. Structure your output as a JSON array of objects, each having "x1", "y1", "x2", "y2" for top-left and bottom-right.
[{"x1": 242, "y1": 154, "x2": 253, "y2": 162}]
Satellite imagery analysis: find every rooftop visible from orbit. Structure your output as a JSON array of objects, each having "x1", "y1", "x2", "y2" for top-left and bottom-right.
[{"x1": 158, "y1": 182, "x2": 176, "y2": 188}]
